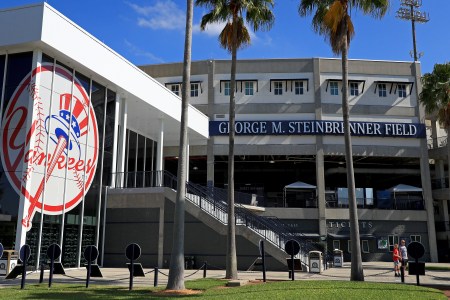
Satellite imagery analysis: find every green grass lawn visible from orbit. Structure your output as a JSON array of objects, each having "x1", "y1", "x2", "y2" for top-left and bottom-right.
[{"x1": 0, "y1": 279, "x2": 446, "y2": 299}]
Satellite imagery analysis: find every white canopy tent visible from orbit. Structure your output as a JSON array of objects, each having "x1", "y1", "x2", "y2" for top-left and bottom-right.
[
  {"x1": 283, "y1": 181, "x2": 316, "y2": 207},
  {"x1": 388, "y1": 184, "x2": 422, "y2": 194},
  {"x1": 388, "y1": 184, "x2": 423, "y2": 210}
]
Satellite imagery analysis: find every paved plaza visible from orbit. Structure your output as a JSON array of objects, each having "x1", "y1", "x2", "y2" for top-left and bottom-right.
[{"x1": 1, "y1": 262, "x2": 449, "y2": 290}]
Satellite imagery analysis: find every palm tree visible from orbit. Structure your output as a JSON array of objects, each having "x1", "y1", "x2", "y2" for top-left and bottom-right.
[
  {"x1": 420, "y1": 62, "x2": 450, "y2": 186},
  {"x1": 420, "y1": 63, "x2": 450, "y2": 127},
  {"x1": 166, "y1": 0, "x2": 194, "y2": 290},
  {"x1": 299, "y1": 0, "x2": 389, "y2": 281},
  {"x1": 195, "y1": 0, "x2": 274, "y2": 279}
]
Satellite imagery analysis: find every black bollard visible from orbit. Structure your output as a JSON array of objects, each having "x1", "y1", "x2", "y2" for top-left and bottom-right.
[
  {"x1": 20, "y1": 245, "x2": 31, "y2": 290},
  {"x1": 129, "y1": 256, "x2": 134, "y2": 291},
  {"x1": 290, "y1": 252, "x2": 295, "y2": 281},
  {"x1": 203, "y1": 261, "x2": 207, "y2": 278},
  {"x1": 260, "y1": 241, "x2": 266, "y2": 283},
  {"x1": 86, "y1": 259, "x2": 92, "y2": 288},
  {"x1": 20, "y1": 259, "x2": 27, "y2": 289},
  {"x1": 154, "y1": 267, "x2": 158, "y2": 287},
  {"x1": 49, "y1": 258, "x2": 54, "y2": 288},
  {"x1": 39, "y1": 264, "x2": 44, "y2": 284}
]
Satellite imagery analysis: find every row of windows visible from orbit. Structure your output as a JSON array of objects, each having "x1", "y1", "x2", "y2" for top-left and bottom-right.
[
  {"x1": 331, "y1": 234, "x2": 422, "y2": 254},
  {"x1": 167, "y1": 80, "x2": 306, "y2": 97},
  {"x1": 329, "y1": 81, "x2": 409, "y2": 98},
  {"x1": 167, "y1": 80, "x2": 411, "y2": 98},
  {"x1": 221, "y1": 81, "x2": 303, "y2": 96},
  {"x1": 388, "y1": 234, "x2": 421, "y2": 251},
  {"x1": 332, "y1": 240, "x2": 371, "y2": 253},
  {"x1": 170, "y1": 82, "x2": 200, "y2": 97}
]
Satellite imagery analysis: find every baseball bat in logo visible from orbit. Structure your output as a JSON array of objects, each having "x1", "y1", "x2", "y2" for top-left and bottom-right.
[{"x1": 1, "y1": 64, "x2": 99, "y2": 231}]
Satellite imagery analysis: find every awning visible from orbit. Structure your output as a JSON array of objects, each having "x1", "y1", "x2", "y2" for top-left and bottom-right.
[
  {"x1": 388, "y1": 184, "x2": 422, "y2": 193},
  {"x1": 284, "y1": 181, "x2": 316, "y2": 190},
  {"x1": 327, "y1": 233, "x2": 377, "y2": 240},
  {"x1": 283, "y1": 181, "x2": 316, "y2": 207}
]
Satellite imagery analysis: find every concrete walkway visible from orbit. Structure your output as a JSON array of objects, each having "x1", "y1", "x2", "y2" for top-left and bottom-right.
[{"x1": 1, "y1": 262, "x2": 449, "y2": 289}]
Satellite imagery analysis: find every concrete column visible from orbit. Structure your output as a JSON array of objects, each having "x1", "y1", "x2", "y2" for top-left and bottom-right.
[
  {"x1": 206, "y1": 60, "x2": 215, "y2": 188},
  {"x1": 414, "y1": 62, "x2": 438, "y2": 262},
  {"x1": 436, "y1": 160, "x2": 445, "y2": 188},
  {"x1": 110, "y1": 93, "x2": 121, "y2": 187},
  {"x1": 116, "y1": 97, "x2": 127, "y2": 188},
  {"x1": 158, "y1": 205, "x2": 165, "y2": 268},
  {"x1": 186, "y1": 139, "x2": 190, "y2": 182},
  {"x1": 156, "y1": 118, "x2": 164, "y2": 186},
  {"x1": 442, "y1": 200, "x2": 450, "y2": 231},
  {"x1": 313, "y1": 58, "x2": 327, "y2": 238}
]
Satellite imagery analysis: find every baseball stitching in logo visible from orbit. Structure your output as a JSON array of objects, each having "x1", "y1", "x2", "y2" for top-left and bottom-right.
[{"x1": 1, "y1": 64, "x2": 99, "y2": 231}]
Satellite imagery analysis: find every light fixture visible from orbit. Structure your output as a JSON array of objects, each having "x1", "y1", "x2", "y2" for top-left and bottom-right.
[
  {"x1": 193, "y1": 166, "x2": 198, "y2": 170},
  {"x1": 269, "y1": 160, "x2": 275, "y2": 164}
]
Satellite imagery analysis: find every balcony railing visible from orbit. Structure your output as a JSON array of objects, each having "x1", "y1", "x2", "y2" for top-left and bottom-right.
[
  {"x1": 110, "y1": 170, "x2": 330, "y2": 268},
  {"x1": 326, "y1": 197, "x2": 424, "y2": 210},
  {"x1": 431, "y1": 177, "x2": 449, "y2": 189},
  {"x1": 428, "y1": 136, "x2": 448, "y2": 149}
]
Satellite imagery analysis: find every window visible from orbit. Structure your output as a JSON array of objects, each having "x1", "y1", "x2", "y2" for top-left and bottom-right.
[
  {"x1": 388, "y1": 235, "x2": 399, "y2": 252},
  {"x1": 362, "y1": 240, "x2": 369, "y2": 253},
  {"x1": 333, "y1": 240, "x2": 340, "y2": 250},
  {"x1": 398, "y1": 84, "x2": 407, "y2": 97},
  {"x1": 294, "y1": 81, "x2": 304, "y2": 95},
  {"x1": 170, "y1": 84, "x2": 180, "y2": 96},
  {"x1": 348, "y1": 240, "x2": 351, "y2": 253},
  {"x1": 410, "y1": 235, "x2": 421, "y2": 243},
  {"x1": 274, "y1": 81, "x2": 283, "y2": 95},
  {"x1": 330, "y1": 81, "x2": 339, "y2": 96},
  {"x1": 191, "y1": 83, "x2": 199, "y2": 97},
  {"x1": 224, "y1": 81, "x2": 230, "y2": 96},
  {"x1": 350, "y1": 82, "x2": 359, "y2": 96},
  {"x1": 378, "y1": 83, "x2": 387, "y2": 97},
  {"x1": 245, "y1": 81, "x2": 254, "y2": 95}
]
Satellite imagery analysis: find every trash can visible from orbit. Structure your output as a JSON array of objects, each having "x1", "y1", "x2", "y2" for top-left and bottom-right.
[
  {"x1": 308, "y1": 251, "x2": 323, "y2": 273},
  {"x1": 333, "y1": 249, "x2": 344, "y2": 267},
  {"x1": 0, "y1": 250, "x2": 18, "y2": 276}
]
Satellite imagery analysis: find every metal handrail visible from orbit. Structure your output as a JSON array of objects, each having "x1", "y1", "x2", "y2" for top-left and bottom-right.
[{"x1": 111, "y1": 170, "x2": 329, "y2": 266}]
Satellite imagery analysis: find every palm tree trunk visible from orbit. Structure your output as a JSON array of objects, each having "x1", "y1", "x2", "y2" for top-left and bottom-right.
[
  {"x1": 166, "y1": 0, "x2": 193, "y2": 290},
  {"x1": 342, "y1": 25, "x2": 364, "y2": 282},
  {"x1": 226, "y1": 13, "x2": 238, "y2": 280}
]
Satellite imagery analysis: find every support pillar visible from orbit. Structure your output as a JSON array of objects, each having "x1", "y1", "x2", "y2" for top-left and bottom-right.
[{"x1": 156, "y1": 118, "x2": 164, "y2": 186}]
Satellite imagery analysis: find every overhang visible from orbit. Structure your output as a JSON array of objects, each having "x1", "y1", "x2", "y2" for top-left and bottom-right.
[{"x1": 0, "y1": 3, "x2": 209, "y2": 146}]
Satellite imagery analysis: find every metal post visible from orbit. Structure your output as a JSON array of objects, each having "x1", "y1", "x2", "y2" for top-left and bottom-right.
[
  {"x1": 39, "y1": 264, "x2": 44, "y2": 284},
  {"x1": 20, "y1": 247, "x2": 29, "y2": 290},
  {"x1": 86, "y1": 260, "x2": 92, "y2": 288},
  {"x1": 129, "y1": 256, "x2": 134, "y2": 291},
  {"x1": 203, "y1": 261, "x2": 207, "y2": 278},
  {"x1": 154, "y1": 267, "x2": 159, "y2": 287},
  {"x1": 49, "y1": 258, "x2": 54, "y2": 288}
]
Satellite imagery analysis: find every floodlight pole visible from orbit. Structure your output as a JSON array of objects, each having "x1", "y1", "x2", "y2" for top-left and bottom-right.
[{"x1": 396, "y1": 0, "x2": 429, "y2": 61}]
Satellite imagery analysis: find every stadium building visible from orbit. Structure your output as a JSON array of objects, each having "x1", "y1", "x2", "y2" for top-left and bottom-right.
[{"x1": 0, "y1": 2, "x2": 448, "y2": 272}]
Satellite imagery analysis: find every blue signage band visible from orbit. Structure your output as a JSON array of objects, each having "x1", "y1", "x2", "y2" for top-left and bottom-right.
[{"x1": 209, "y1": 120, "x2": 425, "y2": 138}]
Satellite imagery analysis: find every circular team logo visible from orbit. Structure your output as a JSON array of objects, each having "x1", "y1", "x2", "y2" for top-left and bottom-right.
[{"x1": 1, "y1": 64, "x2": 99, "y2": 231}]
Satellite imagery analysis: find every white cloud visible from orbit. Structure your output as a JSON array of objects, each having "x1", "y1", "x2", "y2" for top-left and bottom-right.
[
  {"x1": 193, "y1": 20, "x2": 257, "y2": 41},
  {"x1": 126, "y1": 0, "x2": 185, "y2": 30},
  {"x1": 193, "y1": 21, "x2": 225, "y2": 36},
  {"x1": 124, "y1": 39, "x2": 165, "y2": 63}
]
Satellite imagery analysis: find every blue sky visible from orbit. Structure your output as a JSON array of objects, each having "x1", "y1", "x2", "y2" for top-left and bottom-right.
[{"x1": 1, "y1": 0, "x2": 448, "y2": 74}]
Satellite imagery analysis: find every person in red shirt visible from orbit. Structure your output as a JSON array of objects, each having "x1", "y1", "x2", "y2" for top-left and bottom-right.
[{"x1": 393, "y1": 243, "x2": 401, "y2": 277}]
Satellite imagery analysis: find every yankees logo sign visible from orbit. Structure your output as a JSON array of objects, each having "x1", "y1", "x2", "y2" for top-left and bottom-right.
[{"x1": 1, "y1": 64, "x2": 99, "y2": 231}]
